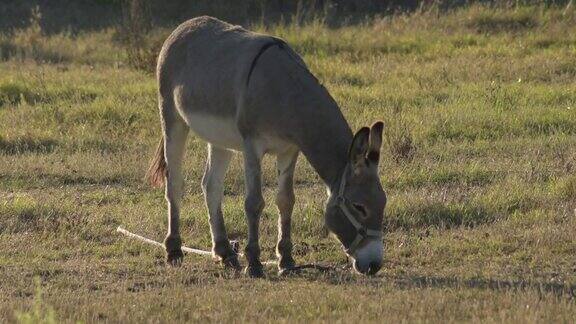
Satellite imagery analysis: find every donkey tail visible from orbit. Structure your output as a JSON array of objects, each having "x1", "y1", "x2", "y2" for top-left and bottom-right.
[{"x1": 145, "y1": 137, "x2": 167, "y2": 187}]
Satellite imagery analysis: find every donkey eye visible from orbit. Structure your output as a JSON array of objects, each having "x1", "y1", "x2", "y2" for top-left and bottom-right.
[{"x1": 352, "y1": 203, "x2": 367, "y2": 216}]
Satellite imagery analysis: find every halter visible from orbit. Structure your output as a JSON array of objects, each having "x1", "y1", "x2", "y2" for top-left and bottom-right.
[{"x1": 333, "y1": 164, "x2": 383, "y2": 256}]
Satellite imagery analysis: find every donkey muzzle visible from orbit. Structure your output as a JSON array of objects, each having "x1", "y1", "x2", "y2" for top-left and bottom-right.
[{"x1": 352, "y1": 239, "x2": 383, "y2": 275}]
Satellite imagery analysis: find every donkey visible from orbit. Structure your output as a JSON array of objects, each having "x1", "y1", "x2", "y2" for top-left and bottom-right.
[{"x1": 146, "y1": 16, "x2": 387, "y2": 277}]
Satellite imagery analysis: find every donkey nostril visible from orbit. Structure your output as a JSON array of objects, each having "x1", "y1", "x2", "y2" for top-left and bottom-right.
[{"x1": 367, "y1": 262, "x2": 381, "y2": 275}]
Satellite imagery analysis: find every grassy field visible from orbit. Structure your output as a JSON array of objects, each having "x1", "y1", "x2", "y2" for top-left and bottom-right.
[{"x1": 1, "y1": 4, "x2": 576, "y2": 323}]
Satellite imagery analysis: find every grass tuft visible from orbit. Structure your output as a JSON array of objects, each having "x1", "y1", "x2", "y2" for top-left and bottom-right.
[
  {"x1": 0, "y1": 135, "x2": 58, "y2": 155},
  {"x1": 385, "y1": 119, "x2": 417, "y2": 163},
  {"x1": 466, "y1": 6, "x2": 539, "y2": 33},
  {"x1": 15, "y1": 278, "x2": 57, "y2": 324},
  {"x1": 0, "y1": 81, "x2": 39, "y2": 106}
]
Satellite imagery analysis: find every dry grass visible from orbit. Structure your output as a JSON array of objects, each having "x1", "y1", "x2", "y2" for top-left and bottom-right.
[{"x1": 1, "y1": 4, "x2": 575, "y2": 323}]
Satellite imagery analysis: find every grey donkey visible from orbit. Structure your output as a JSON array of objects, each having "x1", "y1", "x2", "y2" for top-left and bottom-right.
[{"x1": 146, "y1": 16, "x2": 387, "y2": 277}]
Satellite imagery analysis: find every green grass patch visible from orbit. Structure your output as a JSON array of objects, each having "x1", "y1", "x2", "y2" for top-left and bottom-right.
[{"x1": 1, "y1": 4, "x2": 575, "y2": 323}]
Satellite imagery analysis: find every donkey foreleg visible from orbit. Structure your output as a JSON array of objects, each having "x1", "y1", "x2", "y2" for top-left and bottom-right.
[
  {"x1": 202, "y1": 144, "x2": 240, "y2": 270},
  {"x1": 242, "y1": 140, "x2": 266, "y2": 278},
  {"x1": 275, "y1": 150, "x2": 298, "y2": 272}
]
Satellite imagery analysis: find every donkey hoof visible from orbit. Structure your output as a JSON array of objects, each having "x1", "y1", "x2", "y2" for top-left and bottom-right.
[
  {"x1": 278, "y1": 258, "x2": 297, "y2": 276},
  {"x1": 278, "y1": 257, "x2": 296, "y2": 271},
  {"x1": 164, "y1": 236, "x2": 183, "y2": 266},
  {"x1": 278, "y1": 266, "x2": 300, "y2": 276},
  {"x1": 166, "y1": 249, "x2": 184, "y2": 267},
  {"x1": 244, "y1": 265, "x2": 265, "y2": 278},
  {"x1": 222, "y1": 255, "x2": 241, "y2": 271},
  {"x1": 278, "y1": 257, "x2": 298, "y2": 276}
]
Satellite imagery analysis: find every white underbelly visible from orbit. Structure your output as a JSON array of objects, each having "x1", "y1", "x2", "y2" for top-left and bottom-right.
[
  {"x1": 182, "y1": 113, "x2": 296, "y2": 155},
  {"x1": 183, "y1": 113, "x2": 244, "y2": 151}
]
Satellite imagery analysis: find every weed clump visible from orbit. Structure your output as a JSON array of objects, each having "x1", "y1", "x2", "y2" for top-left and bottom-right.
[
  {"x1": 551, "y1": 176, "x2": 576, "y2": 200},
  {"x1": 466, "y1": 6, "x2": 539, "y2": 33},
  {"x1": 0, "y1": 196, "x2": 87, "y2": 234},
  {"x1": 114, "y1": 0, "x2": 162, "y2": 73},
  {"x1": 0, "y1": 135, "x2": 58, "y2": 155},
  {"x1": 0, "y1": 82, "x2": 38, "y2": 106},
  {"x1": 15, "y1": 278, "x2": 57, "y2": 324},
  {"x1": 0, "y1": 6, "x2": 73, "y2": 63},
  {"x1": 385, "y1": 119, "x2": 416, "y2": 163}
]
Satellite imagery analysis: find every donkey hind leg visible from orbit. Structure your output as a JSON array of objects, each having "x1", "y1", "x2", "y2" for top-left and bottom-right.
[
  {"x1": 275, "y1": 150, "x2": 298, "y2": 273},
  {"x1": 162, "y1": 101, "x2": 189, "y2": 266},
  {"x1": 242, "y1": 139, "x2": 266, "y2": 278},
  {"x1": 202, "y1": 144, "x2": 241, "y2": 270}
]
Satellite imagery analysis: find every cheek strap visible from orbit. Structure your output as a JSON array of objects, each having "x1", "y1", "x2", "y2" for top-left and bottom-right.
[{"x1": 333, "y1": 164, "x2": 382, "y2": 256}]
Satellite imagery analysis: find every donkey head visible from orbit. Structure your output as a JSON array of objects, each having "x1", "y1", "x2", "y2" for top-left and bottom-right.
[{"x1": 325, "y1": 121, "x2": 386, "y2": 275}]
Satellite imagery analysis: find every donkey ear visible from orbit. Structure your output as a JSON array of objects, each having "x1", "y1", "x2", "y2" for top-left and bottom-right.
[
  {"x1": 349, "y1": 127, "x2": 370, "y2": 170},
  {"x1": 368, "y1": 121, "x2": 384, "y2": 164}
]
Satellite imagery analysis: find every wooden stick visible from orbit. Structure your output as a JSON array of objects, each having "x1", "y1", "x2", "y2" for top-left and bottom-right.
[
  {"x1": 116, "y1": 226, "x2": 302, "y2": 267},
  {"x1": 117, "y1": 226, "x2": 213, "y2": 256}
]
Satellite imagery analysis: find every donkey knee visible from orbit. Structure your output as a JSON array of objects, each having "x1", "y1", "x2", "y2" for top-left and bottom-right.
[
  {"x1": 244, "y1": 193, "x2": 265, "y2": 217},
  {"x1": 202, "y1": 170, "x2": 224, "y2": 214},
  {"x1": 165, "y1": 173, "x2": 184, "y2": 200},
  {"x1": 275, "y1": 190, "x2": 295, "y2": 214},
  {"x1": 201, "y1": 171, "x2": 211, "y2": 195}
]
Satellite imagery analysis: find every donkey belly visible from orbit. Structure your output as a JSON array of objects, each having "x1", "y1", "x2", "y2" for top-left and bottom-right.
[
  {"x1": 181, "y1": 111, "x2": 297, "y2": 155},
  {"x1": 183, "y1": 112, "x2": 244, "y2": 151}
]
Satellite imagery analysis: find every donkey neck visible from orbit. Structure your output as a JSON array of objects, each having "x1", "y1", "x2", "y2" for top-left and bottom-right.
[
  {"x1": 294, "y1": 99, "x2": 353, "y2": 192},
  {"x1": 259, "y1": 44, "x2": 353, "y2": 191}
]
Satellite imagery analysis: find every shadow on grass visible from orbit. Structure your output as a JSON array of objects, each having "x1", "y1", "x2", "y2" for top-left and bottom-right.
[
  {"x1": 0, "y1": 173, "x2": 129, "y2": 190},
  {"x1": 0, "y1": 200, "x2": 85, "y2": 234},
  {"x1": 387, "y1": 168, "x2": 496, "y2": 190},
  {"x1": 0, "y1": 81, "x2": 99, "y2": 110},
  {"x1": 0, "y1": 136, "x2": 58, "y2": 154},
  {"x1": 386, "y1": 201, "x2": 494, "y2": 230},
  {"x1": 281, "y1": 268, "x2": 575, "y2": 299},
  {"x1": 388, "y1": 275, "x2": 576, "y2": 299},
  {"x1": 293, "y1": 37, "x2": 425, "y2": 59},
  {"x1": 466, "y1": 8, "x2": 538, "y2": 34},
  {"x1": 0, "y1": 81, "x2": 41, "y2": 106},
  {"x1": 0, "y1": 39, "x2": 71, "y2": 64}
]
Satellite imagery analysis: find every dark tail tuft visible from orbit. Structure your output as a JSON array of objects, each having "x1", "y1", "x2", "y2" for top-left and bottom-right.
[{"x1": 145, "y1": 137, "x2": 167, "y2": 188}]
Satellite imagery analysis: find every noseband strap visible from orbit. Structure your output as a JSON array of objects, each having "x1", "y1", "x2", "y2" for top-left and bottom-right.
[{"x1": 334, "y1": 165, "x2": 382, "y2": 256}]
